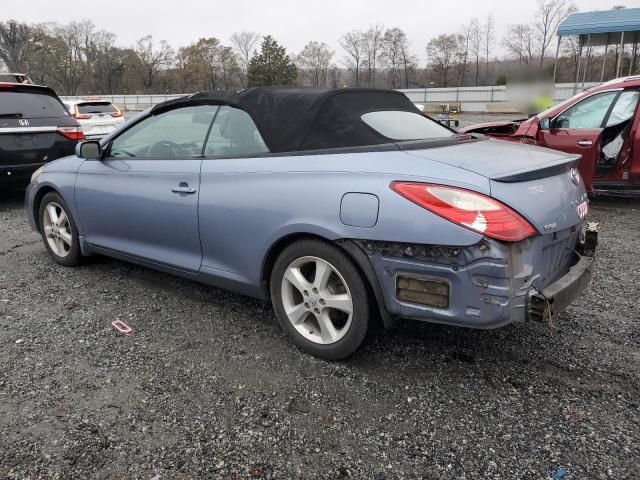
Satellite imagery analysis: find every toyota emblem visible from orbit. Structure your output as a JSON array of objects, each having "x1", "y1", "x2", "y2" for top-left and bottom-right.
[{"x1": 569, "y1": 167, "x2": 580, "y2": 185}]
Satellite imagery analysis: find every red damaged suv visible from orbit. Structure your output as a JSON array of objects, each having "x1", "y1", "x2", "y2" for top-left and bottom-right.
[{"x1": 461, "y1": 76, "x2": 640, "y2": 196}]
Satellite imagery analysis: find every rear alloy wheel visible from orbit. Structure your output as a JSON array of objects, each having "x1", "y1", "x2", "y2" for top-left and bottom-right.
[
  {"x1": 271, "y1": 240, "x2": 370, "y2": 360},
  {"x1": 39, "y1": 192, "x2": 82, "y2": 266}
]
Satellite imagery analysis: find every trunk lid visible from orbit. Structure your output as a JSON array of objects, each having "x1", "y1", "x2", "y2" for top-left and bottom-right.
[
  {"x1": 403, "y1": 138, "x2": 579, "y2": 181},
  {"x1": 403, "y1": 138, "x2": 588, "y2": 233}
]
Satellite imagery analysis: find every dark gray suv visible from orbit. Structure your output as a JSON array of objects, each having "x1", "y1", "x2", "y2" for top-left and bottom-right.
[{"x1": 0, "y1": 83, "x2": 84, "y2": 188}]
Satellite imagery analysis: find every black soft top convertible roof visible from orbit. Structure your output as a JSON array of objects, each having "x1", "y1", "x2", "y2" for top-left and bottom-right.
[{"x1": 152, "y1": 87, "x2": 430, "y2": 153}]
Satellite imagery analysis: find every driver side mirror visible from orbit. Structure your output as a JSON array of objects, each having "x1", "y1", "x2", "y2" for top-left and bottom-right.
[
  {"x1": 539, "y1": 117, "x2": 551, "y2": 131},
  {"x1": 76, "y1": 140, "x2": 102, "y2": 160}
]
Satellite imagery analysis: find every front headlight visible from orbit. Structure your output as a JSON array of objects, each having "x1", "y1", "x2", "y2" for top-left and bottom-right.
[{"x1": 30, "y1": 166, "x2": 44, "y2": 183}]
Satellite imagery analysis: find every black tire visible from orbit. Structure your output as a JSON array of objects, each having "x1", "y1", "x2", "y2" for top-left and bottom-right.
[
  {"x1": 270, "y1": 239, "x2": 370, "y2": 360},
  {"x1": 38, "y1": 191, "x2": 82, "y2": 267}
]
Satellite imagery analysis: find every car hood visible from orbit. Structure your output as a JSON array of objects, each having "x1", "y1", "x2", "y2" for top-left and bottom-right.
[
  {"x1": 42, "y1": 155, "x2": 84, "y2": 173},
  {"x1": 403, "y1": 138, "x2": 580, "y2": 182}
]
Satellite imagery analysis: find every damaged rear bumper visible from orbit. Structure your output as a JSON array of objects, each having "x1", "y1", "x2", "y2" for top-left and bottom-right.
[
  {"x1": 349, "y1": 222, "x2": 597, "y2": 329},
  {"x1": 528, "y1": 222, "x2": 598, "y2": 322},
  {"x1": 527, "y1": 255, "x2": 594, "y2": 322}
]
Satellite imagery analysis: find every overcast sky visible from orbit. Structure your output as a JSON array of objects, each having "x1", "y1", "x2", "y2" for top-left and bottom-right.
[{"x1": 3, "y1": 0, "x2": 637, "y2": 63}]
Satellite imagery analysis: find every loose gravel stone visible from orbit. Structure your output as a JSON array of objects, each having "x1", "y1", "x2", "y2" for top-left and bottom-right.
[{"x1": 0, "y1": 188, "x2": 638, "y2": 479}]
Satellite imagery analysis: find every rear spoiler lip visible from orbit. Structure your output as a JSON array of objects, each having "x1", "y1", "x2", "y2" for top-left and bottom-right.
[{"x1": 490, "y1": 154, "x2": 581, "y2": 182}]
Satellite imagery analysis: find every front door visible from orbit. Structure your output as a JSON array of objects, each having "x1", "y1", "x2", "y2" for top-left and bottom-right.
[
  {"x1": 538, "y1": 90, "x2": 620, "y2": 191},
  {"x1": 75, "y1": 105, "x2": 218, "y2": 272}
]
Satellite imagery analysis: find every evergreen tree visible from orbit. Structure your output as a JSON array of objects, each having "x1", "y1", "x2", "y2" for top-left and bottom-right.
[{"x1": 247, "y1": 35, "x2": 297, "y2": 87}]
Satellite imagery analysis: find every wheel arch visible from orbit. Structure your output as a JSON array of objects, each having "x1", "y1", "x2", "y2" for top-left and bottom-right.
[
  {"x1": 260, "y1": 232, "x2": 395, "y2": 329},
  {"x1": 32, "y1": 185, "x2": 61, "y2": 233}
]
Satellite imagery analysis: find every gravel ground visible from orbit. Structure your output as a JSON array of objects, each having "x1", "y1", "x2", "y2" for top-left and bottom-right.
[{"x1": 1, "y1": 186, "x2": 639, "y2": 479}]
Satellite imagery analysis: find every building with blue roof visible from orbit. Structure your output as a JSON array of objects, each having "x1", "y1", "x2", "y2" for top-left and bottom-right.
[{"x1": 554, "y1": 8, "x2": 639, "y2": 86}]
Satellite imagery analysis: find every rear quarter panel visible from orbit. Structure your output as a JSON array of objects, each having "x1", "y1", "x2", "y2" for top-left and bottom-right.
[{"x1": 198, "y1": 150, "x2": 487, "y2": 282}]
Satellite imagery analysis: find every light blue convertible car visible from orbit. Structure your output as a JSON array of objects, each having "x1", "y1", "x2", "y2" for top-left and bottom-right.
[{"x1": 26, "y1": 88, "x2": 597, "y2": 359}]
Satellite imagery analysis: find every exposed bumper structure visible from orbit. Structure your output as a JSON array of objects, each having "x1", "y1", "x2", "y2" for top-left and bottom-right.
[
  {"x1": 528, "y1": 255, "x2": 594, "y2": 322},
  {"x1": 353, "y1": 223, "x2": 597, "y2": 329}
]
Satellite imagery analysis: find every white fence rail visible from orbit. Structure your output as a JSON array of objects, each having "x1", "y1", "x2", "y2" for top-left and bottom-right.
[
  {"x1": 400, "y1": 82, "x2": 600, "y2": 112},
  {"x1": 62, "y1": 82, "x2": 600, "y2": 113},
  {"x1": 61, "y1": 94, "x2": 185, "y2": 112}
]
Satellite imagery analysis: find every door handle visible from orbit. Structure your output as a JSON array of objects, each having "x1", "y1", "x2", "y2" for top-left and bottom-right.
[
  {"x1": 577, "y1": 140, "x2": 593, "y2": 147},
  {"x1": 171, "y1": 185, "x2": 196, "y2": 194}
]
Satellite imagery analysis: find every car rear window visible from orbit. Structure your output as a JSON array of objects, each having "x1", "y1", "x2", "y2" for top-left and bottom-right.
[
  {"x1": 76, "y1": 102, "x2": 118, "y2": 114},
  {"x1": 361, "y1": 111, "x2": 454, "y2": 140},
  {"x1": 0, "y1": 91, "x2": 69, "y2": 118}
]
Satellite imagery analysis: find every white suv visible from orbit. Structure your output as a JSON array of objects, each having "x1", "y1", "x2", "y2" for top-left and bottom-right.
[{"x1": 63, "y1": 98, "x2": 125, "y2": 139}]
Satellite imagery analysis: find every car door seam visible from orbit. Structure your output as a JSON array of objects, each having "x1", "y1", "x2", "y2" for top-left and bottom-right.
[{"x1": 197, "y1": 158, "x2": 205, "y2": 272}]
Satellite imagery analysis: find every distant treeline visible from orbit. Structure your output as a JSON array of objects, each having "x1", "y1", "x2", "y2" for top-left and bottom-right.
[{"x1": 0, "y1": 1, "x2": 636, "y2": 95}]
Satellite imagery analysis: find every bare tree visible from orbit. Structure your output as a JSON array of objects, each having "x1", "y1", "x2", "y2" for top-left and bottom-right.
[
  {"x1": 328, "y1": 66, "x2": 341, "y2": 87},
  {"x1": 230, "y1": 31, "x2": 260, "y2": 86},
  {"x1": 45, "y1": 21, "x2": 95, "y2": 95},
  {"x1": 200, "y1": 38, "x2": 222, "y2": 90},
  {"x1": 561, "y1": 35, "x2": 581, "y2": 80},
  {"x1": 85, "y1": 30, "x2": 125, "y2": 94},
  {"x1": 427, "y1": 34, "x2": 460, "y2": 87},
  {"x1": 296, "y1": 41, "x2": 334, "y2": 87},
  {"x1": 468, "y1": 18, "x2": 482, "y2": 86},
  {"x1": 534, "y1": 0, "x2": 576, "y2": 66},
  {"x1": 0, "y1": 20, "x2": 34, "y2": 71},
  {"x1": 457, "y1": 21, "x2": 473, "y2": 86},
  {"x1": 503, "y1": 24, "x2": 535, "y2": 65},
  {"x1": 340, "y1": 30, "x2": 365, "y2": 87},
  {"x1": 399, "y1": 37, "x2": 417, "y2": 89},
  {"x1": 381, "y1": 27, "x2": 411, "y2": 88},
  {"x1": 483, "y1": 14, "x2": 495, "y2": 84},
  {"x1": 217, "y1": 46, "x2": 239, "y2": 90},
  {"x1": 135, "y1": 35, "x2": 174, "y2": 93},
  {"x1": 363, "y1": 24, "x2": 384, "y2": 86}
]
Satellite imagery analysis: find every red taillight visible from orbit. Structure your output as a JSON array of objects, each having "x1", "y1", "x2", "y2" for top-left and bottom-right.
[
  {"x1": 57, "y1": 126, "x2": 85, "y2": 141},
  {"x1": 111, "y1": 107, "x2": 123, "y2": 118},
  {"x1": 390, "y1": 182, "x2": 538, "y2": 242}
]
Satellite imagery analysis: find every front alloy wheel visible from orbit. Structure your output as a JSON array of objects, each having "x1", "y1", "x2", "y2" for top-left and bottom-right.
[
  {"x1": 39, "y1": 192, "x2": 82, "y2": 267},
  {"x1": 271, "y1": 240, "x2": 370, "y2": 360},
  {"x1": 42, "y1": 202, "x2": 73, "y2": 258}
]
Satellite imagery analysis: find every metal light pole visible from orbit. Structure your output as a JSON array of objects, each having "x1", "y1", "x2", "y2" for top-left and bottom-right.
[
  {"x1": 582, "y1": 34, "x2": 591, "y2": 88},
  {"x1": 616, "y1": 32, "x2": 625, "y2": 78},
  {"x1": 574, "y1": 35, "x2": 583, "y2": 94},
  {"x1": 601, "y1": 34, "x2": 609, "y2": 82}
]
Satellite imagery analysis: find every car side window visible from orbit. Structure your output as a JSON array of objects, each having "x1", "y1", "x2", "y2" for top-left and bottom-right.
[
  {"x1": 109, "y1": 105, "x2": 217, "y2": 158},
  {"x1": 605, "y1": 91, "x2": 640, "y2": 127},
  {"x1": 553, "y1": 92, "x2": 618, "y2": 129},
  {"x1": 204, "y1": 106, "x2": 269, "y2": 157}
]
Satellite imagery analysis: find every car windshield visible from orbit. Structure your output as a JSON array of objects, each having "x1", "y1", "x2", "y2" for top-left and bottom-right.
[
  {"x1": 0, "y1": 91, "x2": 68, "y2": 118},
  {"x1": 76, "y1": 102, "x2": 118, "y2": 114},
  {"x1": 361, "y1": 111, "x2": 454, "y2": 140}
]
